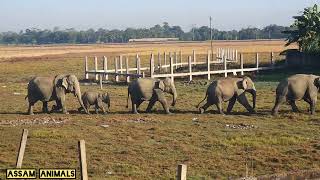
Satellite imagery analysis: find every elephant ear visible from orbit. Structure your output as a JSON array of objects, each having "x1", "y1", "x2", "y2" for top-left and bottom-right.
[
  {"x1": 242, "y1": 78, "x2": 248, "y2": 90},
  {"x1": 61, "y1": 77, "x2": 69, "y2": 90},
  {"x1": 236, "y1": 78, "x2": 248, "y2": 95},
  {"x1": 156, "y1": 80, "x2": 165, "y2": 91}
]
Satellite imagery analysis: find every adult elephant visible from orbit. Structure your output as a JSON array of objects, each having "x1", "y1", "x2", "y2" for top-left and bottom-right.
[
  {"x1": 196, "y1": 76, "x2": 256, "y2": 114},
  {"x1": 272, "y1": 74, "x2": 320, "y2": 115},
  {"x1": 126, "y1": 78, "x2": 177, "y2": 114},
  {"x1": 26, "y1": 74, "x2": 88, "y2": 115}
]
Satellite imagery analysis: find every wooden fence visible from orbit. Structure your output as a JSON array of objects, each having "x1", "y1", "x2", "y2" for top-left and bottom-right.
[{"x1": 84, "y1": 48, "x2": 282, "y2": 83}]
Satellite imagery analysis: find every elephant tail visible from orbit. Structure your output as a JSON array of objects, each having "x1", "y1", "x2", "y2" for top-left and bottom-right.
[
  {"x1": 25, "y1": 95, "x2": 28, "y2": 100},
  {"x1": 196, "y1": 92, "x2": 208, "y2": 108}
]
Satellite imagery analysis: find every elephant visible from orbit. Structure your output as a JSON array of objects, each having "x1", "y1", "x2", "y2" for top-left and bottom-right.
[
  {"x1": 196, "y1": 76, "x2": 256, "y2": 115},
  {"x1": 78, "y1": 91, "x2": 110, "y2": 114},
  {"x1": 126, "y1": 77, "x2": 177, "y2": 114},
  {"x1": 272, "y1": 74, "x2": 320, "y2": 115},
  {"x1": 26, "y1": 74, "x2": 88, "y2": 115}
]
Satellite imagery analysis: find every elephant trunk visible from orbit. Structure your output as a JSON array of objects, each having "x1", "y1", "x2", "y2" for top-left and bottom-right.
[
  {"x1": 75, "y1": 83, "x2": 88, "y2": 114},
  {"x1": 248, "y1": 89, "x2": 256, "y2": 109},
  {"x1": 171, "y1": 88, "x2": 177, "y2": 106}
]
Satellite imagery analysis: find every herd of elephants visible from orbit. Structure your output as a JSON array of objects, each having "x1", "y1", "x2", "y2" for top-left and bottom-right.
[{"x1": 25, "y1": 73, "x2": 320, "y2": 116}]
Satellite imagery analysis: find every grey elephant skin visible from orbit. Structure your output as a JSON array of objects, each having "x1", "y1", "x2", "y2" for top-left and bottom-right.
[
  {"x1": 26, "y1": 74, "x2": 88, "y2": 115},
  {"x1": 127, "y1": 78, "x2": 177, "y2": 114},
  {"x1": 78, "y1": 91, "x2": 110, "y2": 114},
  {"x1": 196, "y1": 76, "x2": 256, "y2": 114},
  {"x1": 272, "y1": 74, "x2": 320, "y2": 115}
]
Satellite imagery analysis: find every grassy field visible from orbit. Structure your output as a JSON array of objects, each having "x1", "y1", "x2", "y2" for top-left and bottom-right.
[{"x1": 1, "y1": 40, "x2": 320, "y2": 179}]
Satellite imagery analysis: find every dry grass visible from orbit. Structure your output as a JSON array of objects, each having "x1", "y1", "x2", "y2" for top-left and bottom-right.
[{"x1": 1, "y1": 41, "x2": 319, "y2": 180}]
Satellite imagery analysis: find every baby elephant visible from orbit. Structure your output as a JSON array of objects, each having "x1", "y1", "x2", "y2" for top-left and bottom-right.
[{"x1": 78, "y1": 91, "x2": 110, "y2": 114}]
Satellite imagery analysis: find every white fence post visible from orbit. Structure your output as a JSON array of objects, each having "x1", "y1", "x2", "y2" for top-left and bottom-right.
[
  {"x1": 158, "y1": 52, "x2": 161, "y2": 72},
  {"x1": 188, "y1": 56, "x2": 192, "y2": 81},
  {"x1": 115, "y1": 57, "x2": 119, "y2": 82},
  {"x1": 150, "y1": 53, "x2": 154, "y2": 78},
  {"x1": 126, "y1": 56, "x2": 130, "y2": 83},
  {"x1": 193, "y1": 50, "x2": 196, "y2": 63},
  {"x1": 84, "y1": 56, "x2": 89, "y2": 79},
  {"x1": 99, "y1": 74, "x2": 103, "y2": 89},
  {"x1": 271, "y1": 52, "x2": 274, "y2": 68},
  {"x1": 94, "y1": 56, "x2": 98, "y2": 81},
  {"x1": 207, "y1": 50, "x2": 211, "y2": 80},
  {"x1": 174, "y1": 52, "x2": 178, "y2": 69},
  {"x1": 119, "y1": 55, "x2": 123, "y2": 73},
  {"x1": 179, "y1": 51, "x2": 182, "y2": 68},
  {"x1": 103, "y1": 56, "x2": 108, "y2": 80},
  {"x1": 235, "y1": 50, "x2": 238, "y2": 62},
  {"x1": 170, "y1": 56, "x2": 174, "y2": 82},
  {"x1": 240, "y1": 54, "x2": 244, "y2": 76},
  {"x1": 164, "y1": 52, "x2": 167, "y2": 72},
  {"x1": 224, "y1": 55, "x2": 227, "y2": 77},
  {"x1": 176, "y1": 164, "x2": 187, "y2": 180},
  {"x1": 137, "y1": 57, "x2": 141, "y2": 78},
  {"x1": 256, "y1": 53, "x2": 259, "y2": 72}
]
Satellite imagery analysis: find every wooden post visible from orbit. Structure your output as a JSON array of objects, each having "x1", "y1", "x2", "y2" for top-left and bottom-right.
[
  {"x1": 235, "y1": 50, "x2": 238, "y2": 62},
  {"x1": 84, "y1": 56, "x2": 89, "y2": 79},
  {"x1": 79, "y1": 140, "x2": 88, "y2": 180},
  {"x1": 119, "y1": 55, "x2": 123, "y2": 73},
  {"x1": 271, "y1": 52, "x2": 274, "y2": 67},
  {"x1": 136, "y1": 54, "x2": 139, "y2": 74},
  {"x1": 178, "y1": 51, "x2": 182, "y2": 68},
  {"x1": 137, "y1": 57, "x2": 141, "y2": 78},
  {"x1": 150, "y1": 53, "x2": 154, "y2": 78},
  {"x1": 115, "y1": 57, "x2": 119, "y2": 82},
  {"x1": 94, "y1": 56, "x2": 98, "y2": 81},
  {"x1": 16, "y1": 129, "x2": 28, "y2": 168},
  {"x1": 188, "y1": 56, "x2": 192, "y2": 81},
  {"x1": 164, "y1": 52, "x2": 167, "y2": 72},
  {"x1": 207, "y1": 50, "x2": 211, "y2": 80},
  {"x1": 176, "y1": 164, "x2": 187, "y2": 180},
  {"x1": 192, "y1": 50, "x2": 196, "y2": 63},
  {"x1": 103, "y1": 56, "x2": 108, "y2": 80},
  {"x1": 240, "y1": 54, "x2": 244, "y2": 76},
  {"x1": 256, "y1": 52, "x2": 259, "y2": 72},
  {"x1": 174, "y1": 52, "x2": 178, "y2": 69},
  {"x1": 99, "y1": 74, "x2": 103, "y2": 89},
  {"x1": 158, "y1": 52, "x2": 161, "y2": 72},
  {"x1": 224, "y1": 55, "x2": 227, "y2": 77},
  {"x1": 126, "y1": 57, "x2": 130, "y2": 83},
  {"x1": 170, "y1": 56, "x2": 174, "y2": 82}
]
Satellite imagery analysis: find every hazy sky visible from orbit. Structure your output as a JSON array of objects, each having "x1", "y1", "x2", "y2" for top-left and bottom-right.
[{"x1": 0, "y1": 0, "x2": 319, "y2": 32}]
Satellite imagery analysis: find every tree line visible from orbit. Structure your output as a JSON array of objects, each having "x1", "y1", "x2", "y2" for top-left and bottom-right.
[{"x1": 0, "y1": 23, "x2": 290, "y2": 44}]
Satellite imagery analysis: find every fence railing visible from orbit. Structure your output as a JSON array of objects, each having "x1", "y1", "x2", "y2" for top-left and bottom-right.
[{"x1": 84, "y1": 49, "x2": 282, "y2": 83}]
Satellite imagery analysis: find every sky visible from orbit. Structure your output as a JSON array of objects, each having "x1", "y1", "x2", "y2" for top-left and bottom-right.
[{"x1": 0, "y1": 0, "x2": 319, "y2": 32}]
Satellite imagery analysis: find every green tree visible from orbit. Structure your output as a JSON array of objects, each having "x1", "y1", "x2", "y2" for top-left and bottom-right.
[{"x1": 285, "y1": 4, "x2": 320, "y2": 54}]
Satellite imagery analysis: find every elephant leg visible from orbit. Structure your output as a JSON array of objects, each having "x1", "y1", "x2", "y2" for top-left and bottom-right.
[
  {"x1": 272, "y1": 95, "x2": 285, "y2": 115},
  {"x1": 28, "y1": 102, "x2": 35, "y2": 115},
  {"x1": 59, "y1": 96, "x2": 68, "y2": 114},
  {"x1": 199, "y1": 102, "x2": 212, "y2": 114},
  {"x1": 303, "y1": 97, "x2": 312, "y2": 113},
  {"x1": 310, "y1": 98, "x2": 317, "y2": 115},
  {"x1": 237, "y1": 93, "x2": 255, "y2": 113},
  {"x1": 94, "y1": 104, "x2": 99, "y2": 114},
  {"x1": 215, "y1": 102, "x2": 224, "y2": 115},
  {"x1": 226, "y1": 96, "x2": 237, "y2": 114},
  {"x1": 131, "y1": 98, "x2": 142, "y2": 114},
  {"x1": 42, "y1": 101, "x2": 49, "y2": 113},
  {"x1": 288, "y1": 100, "x2": 300, "y2": 113},
  {"x1": 146, "y1": 98, "x2": 157, "y2": 113},
  {"x1": 154, "y1": 89, "x2": 171, "y2": 114}
]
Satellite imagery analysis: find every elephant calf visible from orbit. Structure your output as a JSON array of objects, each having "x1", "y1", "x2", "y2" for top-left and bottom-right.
[
  {"x1": 78, "y1": 91, "x2": 110, "y2": 114},
  {"x1": 196, "y1": 76, "x2": 256, "y2": 115},
  {"x1": 127, "y1": 78, "x2": 177, "y2": 114},
  {"x1": 272, "y1": 74, "x2": 320, "y2": 115}
]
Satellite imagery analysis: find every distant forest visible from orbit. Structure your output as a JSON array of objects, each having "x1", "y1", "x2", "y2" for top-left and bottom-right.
[{"x1": 0, "y1": 22, "x2": 290, "y2": 44}]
